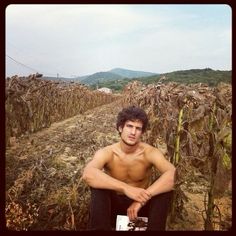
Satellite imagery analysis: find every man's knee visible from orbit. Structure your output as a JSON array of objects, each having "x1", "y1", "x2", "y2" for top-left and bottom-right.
[
  {"x1": 150, "y1": 190, "x2": 173, "y2": 205},
  {"x1": 90, "y1": 187, "x2": 111, "y2": 196},
  {"x1": 90, "y1": 188, "x2": 113, "y2": 203},
  {"x1": 163, "y1": 190, "x2": 174, "y2": 200}
]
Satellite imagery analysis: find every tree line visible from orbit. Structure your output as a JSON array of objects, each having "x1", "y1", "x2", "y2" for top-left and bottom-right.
[{"x1": 92, "y1": 68, "x2": 231, "y2": 91}]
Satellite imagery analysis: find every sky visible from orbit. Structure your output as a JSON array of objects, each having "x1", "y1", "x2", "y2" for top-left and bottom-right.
[{"x1": 6, "y1": 4, "x2": 232, "y2": 78}]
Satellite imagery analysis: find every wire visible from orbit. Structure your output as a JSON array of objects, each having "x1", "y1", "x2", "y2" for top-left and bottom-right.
[
  {"x1": 6, "y1": 53, "x2": 76, "y2": 78},
  {"x1": 6, "y1": 54, "x2": 39, "y2": 73},
  {"x1": 6, "y1": 41, "x2": 78, "y2": 77}
]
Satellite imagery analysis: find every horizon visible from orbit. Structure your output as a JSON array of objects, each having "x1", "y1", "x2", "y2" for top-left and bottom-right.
[
  {"x1": 6, "y1": 67, "x2": 231, "y2": 80},
  {"x1": 6, "y1": 4, "x2": 231, "y2": 77}
]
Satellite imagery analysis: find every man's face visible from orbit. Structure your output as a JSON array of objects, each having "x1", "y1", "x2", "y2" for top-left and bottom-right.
[{"x1": 119, "y1": 120, "x2": 143, "y2": 146}]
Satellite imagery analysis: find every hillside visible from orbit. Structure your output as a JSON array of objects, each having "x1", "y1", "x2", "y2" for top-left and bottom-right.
[
  {"x1": 160, "y1": 68, "x2": 231, "y2": 86},
  {"x1": 80, "y1": 68, "x2": 157, "y2": 85},
  {"x1": 40, "y1": 68, "x2": 231, "y2": 90},
  {"x1": 80, "y1": 71, "x2": 123, "y2": 85},
  {"x1": 109, "y1": 68, "x2": 157, "y2": 78},
  {"x1": 93, "y1": 68, "x2": 232, "y2": 91}
]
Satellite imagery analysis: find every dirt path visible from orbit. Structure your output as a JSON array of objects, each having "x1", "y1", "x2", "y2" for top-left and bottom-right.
[
  {"x1": 6, "y1": 99, "x2": 122, "y2": 185},
  {"x1": 5, "y1": 99, "x2": 231, "y2": 230},
  {"x1": 6, "y1": 99, "x2": 122, "y2": 230}
]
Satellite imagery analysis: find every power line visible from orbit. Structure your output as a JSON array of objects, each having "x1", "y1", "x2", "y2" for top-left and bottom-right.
[
  {"x1": 6, "y1": 54, "x2": 39, "y2": 73},
  {"x1": 6, "y1": 53, "x2": 76, "y2": 78},
  {"x1": 6, "y1": 42, "x2": 77, "y2": 78},
  {"x1": 6, "y1": 41, "x2": 62, "y2": 75}
]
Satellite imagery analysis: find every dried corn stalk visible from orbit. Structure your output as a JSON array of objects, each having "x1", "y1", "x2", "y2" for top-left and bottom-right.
[
  {"x1": 122, "y1": 81, "x2": 232, "y2": 228},
  {"x1": 6, "y1": 74, "x2": 118, "y2": 146}
]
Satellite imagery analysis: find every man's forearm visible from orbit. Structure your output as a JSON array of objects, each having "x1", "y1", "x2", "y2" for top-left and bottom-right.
[
  {"x1": 146, "y1": 169, "x2": 175, "y2": 198},
  {"x1": 82, "y1": 167, "x2": 127, "y2": 193}
]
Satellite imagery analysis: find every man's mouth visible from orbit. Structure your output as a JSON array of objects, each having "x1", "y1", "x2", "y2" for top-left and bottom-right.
[{"x1": 128, "y1": 136, "x2": 135, "y2": 140}]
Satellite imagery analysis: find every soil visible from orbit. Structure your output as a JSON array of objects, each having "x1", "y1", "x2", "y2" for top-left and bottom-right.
[{"x1": 5, "y1": 99, "x2": 232, "y2": 230}]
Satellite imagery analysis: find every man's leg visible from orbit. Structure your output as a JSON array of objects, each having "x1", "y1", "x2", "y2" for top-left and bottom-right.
[
  {"x1": 88, "y1": 188, "x2": 112, "y2": 230},
  {"x1": 110, "y1": 194, "x2": 133, "y2": 228},
  {"x1": 146, "y1": 191, "x2": 173, "y2": 231}
]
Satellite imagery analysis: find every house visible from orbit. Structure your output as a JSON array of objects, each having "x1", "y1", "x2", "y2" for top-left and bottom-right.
[{"x1": 97, "y1": 87, "x2": 112, "y2": 94}]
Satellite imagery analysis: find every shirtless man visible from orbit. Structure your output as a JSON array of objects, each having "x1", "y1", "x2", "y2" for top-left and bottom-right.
[{"x1": 82, "y1": 106, "x2": 176, "y2": 230}]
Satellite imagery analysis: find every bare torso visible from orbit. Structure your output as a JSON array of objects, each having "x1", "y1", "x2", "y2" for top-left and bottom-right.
[{"x1": 104, "y1": 142, "x2": 153, "y2": 190}]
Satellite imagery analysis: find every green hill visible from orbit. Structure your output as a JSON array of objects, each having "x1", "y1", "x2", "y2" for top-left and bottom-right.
[
  {"x1": 109, "y1": 68, "x2": 157, "y2": 78},
  {"x1": 80, "y1": 71, "x2": 123, "y2": 85},
  {"x1": 80, "y1": 68, "x2": 158, "y2": 85},
  {"x1": 92, "y1": 68, "x2": 231, "y2": 91}
]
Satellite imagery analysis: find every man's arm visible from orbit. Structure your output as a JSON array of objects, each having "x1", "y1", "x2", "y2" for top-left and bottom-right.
[
  {"x1": 82, "y1": 148, "x2": 151, "y2": 203},
  {"x1": 127, "y1": 149, "x2": 175, "y2": 221},
  {"x1": 82, "y1": 148, "x2": 125, "y2": 191},
  {"x1": 145, "y1": 147, "x2": 176, "y2": 198}
]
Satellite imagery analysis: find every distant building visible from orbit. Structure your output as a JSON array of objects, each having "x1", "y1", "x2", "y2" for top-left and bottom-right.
[{"x1": 97, "y1": 87, "x2": 112, "y2": 94}]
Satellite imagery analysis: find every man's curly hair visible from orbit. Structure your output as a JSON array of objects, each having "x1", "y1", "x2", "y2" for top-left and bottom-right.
[{"x1": 116, "y1": 106, "x2": 148, "y2": 133}]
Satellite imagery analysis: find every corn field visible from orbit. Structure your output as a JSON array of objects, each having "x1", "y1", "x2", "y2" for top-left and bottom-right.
[
  {"x1": 5, "y1": 74, "x2": 117, "y2": 146},
  {"x1": 122, "y1": 81, "x2": 232, "y2": 230},
  {"x1": 5, "y1": 75, "x2": 231, "y2": 230}
]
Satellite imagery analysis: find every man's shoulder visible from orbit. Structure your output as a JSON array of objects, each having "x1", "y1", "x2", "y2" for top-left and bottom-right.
[
  {"x1": 142, "y1": 143, "x2": 163, "y2": 156},
  {"x1": 142, "y1": 142, "x2": 155, "y2": 151},
  {"x1": 96, "y1": 143, "x2": 118, "y2": 155}
]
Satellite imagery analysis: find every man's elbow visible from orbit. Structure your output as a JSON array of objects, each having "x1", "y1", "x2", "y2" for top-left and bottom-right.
[
  {"x1": 170, "y1": 167, "x2": 176, "y2": 189},
  {"x1": 165, "y1": 167, "x2": 176, "y2": 190},
  {"x1": 81, "y1": 167, "x2": 92, "y2": 185}
]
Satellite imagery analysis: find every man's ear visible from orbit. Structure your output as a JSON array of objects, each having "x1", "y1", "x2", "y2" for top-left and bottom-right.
[{"x1": 118, "y1": 126, "x2": 123, "y2": 133}]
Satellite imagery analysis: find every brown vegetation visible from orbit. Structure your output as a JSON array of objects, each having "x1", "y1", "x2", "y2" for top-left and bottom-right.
[
  {"x1": 5, "y1": 77, "x2": 231, "y2": 230},
  {"x1": 5, "y1": 74, "x2": 117, "y2": 146},
  {"x1": 122, "y1": 81, "x2": 232, "y2": 230}
]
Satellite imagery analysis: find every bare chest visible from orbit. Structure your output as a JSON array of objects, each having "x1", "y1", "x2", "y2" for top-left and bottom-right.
[{"x1": 105, "y1": 152, "x2": 151, "y2": 184}]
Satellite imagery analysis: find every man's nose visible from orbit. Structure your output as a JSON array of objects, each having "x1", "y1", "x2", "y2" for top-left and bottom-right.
[{"x1": 131, "y1": 128, "x2": 136, "y2": 135}]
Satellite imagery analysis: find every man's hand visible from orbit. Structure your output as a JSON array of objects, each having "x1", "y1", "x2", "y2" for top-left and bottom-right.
[
  {"x1": 127, "y1": 201, "x2": 142, "y2": 221},
  {"x1": 123, "y1": 185, "x2": 151, "y2": 203}
]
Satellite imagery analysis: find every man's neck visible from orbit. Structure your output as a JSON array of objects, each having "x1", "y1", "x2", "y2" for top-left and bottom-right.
[{"x1": 119, "y1": 139, "x2": 140, "y2": 154}]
